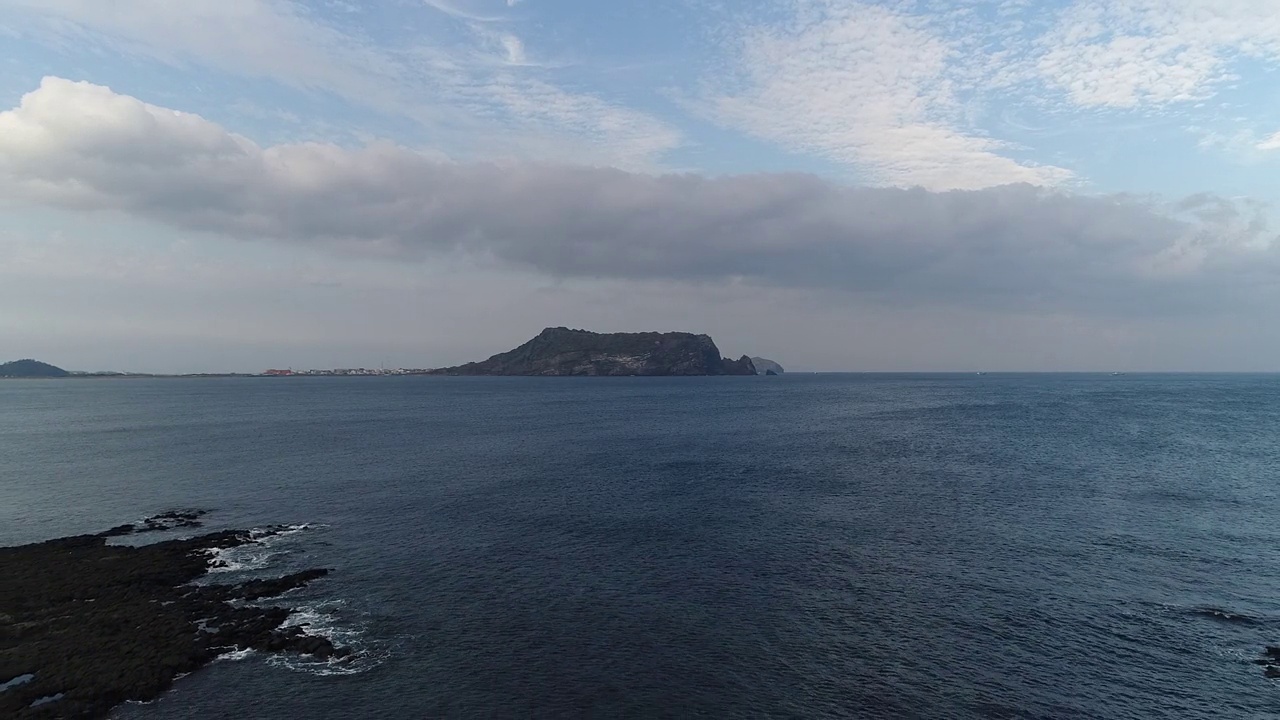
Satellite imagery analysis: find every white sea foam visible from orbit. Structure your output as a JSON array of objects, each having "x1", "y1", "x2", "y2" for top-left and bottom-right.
[
  {"x1": 250, "y1": 523, "x2": 317, "y2": 540},
  {"x1": 268, "y1": 599, "x2": 390, "y2": 676},
  {"x1": 204, "y1": 523, "x2": 322, "y2": 574},
  {"x1": 199, "y1": 522, "x2": 387, "y2": 676},
  {"x1": 214, "y1": 648, "x2": 256, "y2": 663},
  {"x1": 29, "y1": 693, "x2": 65, "y2": 708},
  {"x1": 0, "y1": 673, "x2": 34, "y2": 692},
  {"x1": 280, "y1": 600, "x2": 354, "y2": 642},
  {"x1": 205, "y1": 546, "x2": 276, "y2": 574}
]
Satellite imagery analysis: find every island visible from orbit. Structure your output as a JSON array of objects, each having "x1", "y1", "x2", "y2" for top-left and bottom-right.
[
  {"x1": 3, "y1": 334, "x2": 767, "y2": 379},
  {"x1": 0, "y1": 360, "x2": 69, "y2": 378},
  {"x1": 427, "y1": 327, "x2": 757, "y2": 376},
  {"x1": 0, "y1": 512, "x2": 347, "y2": 719}
]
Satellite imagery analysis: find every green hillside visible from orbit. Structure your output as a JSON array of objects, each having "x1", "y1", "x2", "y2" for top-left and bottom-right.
[{"x1": 0, "y1": 359, "x2": 70, "y2": 378}]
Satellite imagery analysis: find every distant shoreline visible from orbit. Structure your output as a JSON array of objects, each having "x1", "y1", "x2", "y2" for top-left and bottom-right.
[
  {"x1": 5, "y1": 371, "x2": 1277, "y2": 380},
  {"x1": 0, "y1": 373, "x2": 438, "y2": 380},
  {"x1": 0, "y1": 373, "x2": 758, "y2": 380}
]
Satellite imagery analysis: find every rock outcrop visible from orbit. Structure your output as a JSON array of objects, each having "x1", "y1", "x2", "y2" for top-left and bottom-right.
[
  {"x1": 750, "y1": 357, "x2": 784, "y2": 375},
  {"x1": 430, "y1": 328, "x2": 758, "y2": 376},
  {"x1": 0, "y1": 513, "x2": 346, "y2": 719},
  {"x1": 1256, "y1": 646, "x2": 1280, "y2": 678}
]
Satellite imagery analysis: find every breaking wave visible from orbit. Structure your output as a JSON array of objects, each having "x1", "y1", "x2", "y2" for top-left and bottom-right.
[
  {"x1": 204, "y1": 524, "x2": 319, "y2": 574},
  {"x1": 198, "y1": 522, "x2": 386, "y2": 676},
  {"x1": 214, "y1": 648, "x2": 257, "y2": 663},
  {"x1": 267, "y1": 599, "x2": 391, "y2": 676}
]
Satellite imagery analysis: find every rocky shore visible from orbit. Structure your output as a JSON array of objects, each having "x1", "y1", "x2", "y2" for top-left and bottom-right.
[
  {"x1": 1256, "y1": 647, "x2": 1280, "y2": 678},
  {"x1": 0, "y1": 512, "x2": 346, "y2": 719}
]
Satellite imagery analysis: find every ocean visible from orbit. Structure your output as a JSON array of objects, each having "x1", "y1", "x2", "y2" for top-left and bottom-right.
[{"x1": 3, "y1": 374, "x2": 1280, "y2": 718}]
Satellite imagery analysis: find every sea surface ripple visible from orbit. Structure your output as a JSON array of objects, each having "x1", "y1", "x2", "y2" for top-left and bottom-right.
[{"x1": 3, "y1": 374, "x2": 1280, "y2": 718}]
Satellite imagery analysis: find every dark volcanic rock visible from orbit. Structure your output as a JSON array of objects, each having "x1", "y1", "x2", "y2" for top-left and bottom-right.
[
  {"x1": 0, "y1": 515, "x2": 345, "y2": 719},
  {"x1": 430, "y1": 327, "x2": 758, "y2": 376},
  {"x1": 1256, "y1": 646, "x2": 1280, "y2": 679},
  {"x1": 99, "y1": 510, "x2": 209, "y2": 536},
  {"x1": 720, "y1": 354, "x2": 757, "y2": 376}
]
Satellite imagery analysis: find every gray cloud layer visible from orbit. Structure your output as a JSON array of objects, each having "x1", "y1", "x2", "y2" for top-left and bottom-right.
[{"x1": 2, "y1": 78, "x2": 1276, "y2": 316}]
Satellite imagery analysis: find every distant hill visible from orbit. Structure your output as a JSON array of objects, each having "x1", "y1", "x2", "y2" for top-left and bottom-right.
[
  {"x1": 0, "y1": 359, "x2": 70, "y2": 378},
  {"x1": 430, "y1": 328, "x2": 758, "y2": 376},
  {"x1": 750, "y1": 357, "x2": 784, "y2": 375}
]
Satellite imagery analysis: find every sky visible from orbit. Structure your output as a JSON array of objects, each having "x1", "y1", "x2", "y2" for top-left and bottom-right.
[{"x1": 1, "y1": 0, "x2": 1279, "y2": 373}]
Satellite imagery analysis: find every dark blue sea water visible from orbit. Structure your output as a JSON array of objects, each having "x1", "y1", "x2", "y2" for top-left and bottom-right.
[{"x1": 4, "y1": 374, "x2": 1280, "y2": 718}]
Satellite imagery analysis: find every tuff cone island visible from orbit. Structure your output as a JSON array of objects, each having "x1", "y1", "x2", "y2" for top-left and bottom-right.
[{"x1": 428, "y1": 328, "x2": 758, "y2": 376}]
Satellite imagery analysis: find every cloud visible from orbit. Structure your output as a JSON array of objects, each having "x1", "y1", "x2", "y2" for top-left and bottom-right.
[
  {"x1": 1192, "y1": 125, "x2": 1280, "y2": 164},
  {"x1": 421, "y1": 0, "x2": 507, "y2": 23},
  {"x1": 1036, "y1": 0, "x2": 1280, "y2": 108},
  {"x1": 0, "y1": 0, "x2": 682, "y2": 169},
  {"x1": 692, "y1": 0, "x2": 1280, "y2": 180},
  {"x1": 0, "y1": 0, "x2": 404, "y2": 108},
  {"x1": 500, "y1": 34, "x2": 527, "y2": 64},
  {"x1": 1, "y1": 78, "x2": 1276, "y2": 317},
  {"x1": 698, "y1": 1, "x2": 1074, "y2": 190},
  {"x1": 474, "y1": 78, "x2": 682, "y2": 165}
]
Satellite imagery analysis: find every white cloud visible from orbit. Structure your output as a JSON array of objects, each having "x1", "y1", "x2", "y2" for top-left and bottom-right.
[
  {"x1": 1036, "y1": 0, "x2": 1280, "y2": 109},
  {"x1": 0, "y1": 0, "x2": 404, "y2": 108},
  {"x1": 476, "y1": 78, "x2": 682, "y2": 166},
  {"x1": 500, "y1": 34, "x2": 527, "y2": 64},
  {"x1": 1, "y1": 78, "x2": 1274, "y2": 320},
  {"x1": 422, "y1": 0, "x2": 507, "y2": 23},
  {"x1": 0, "y1": 0, "x2": 682, "y2": 169},
  {"x1": 1192, "y1": 125, "x2": 1280, "y2": 163},
  {"x1": 700, "y1": 1, "x2": 1073, "y2": 190},
  {"x1": 692, "y1": 0, "x2": 1280, "y2": 180}
]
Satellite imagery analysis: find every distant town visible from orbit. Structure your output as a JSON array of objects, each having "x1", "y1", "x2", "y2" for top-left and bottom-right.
[
  {"x1": 70, "y1": 366, "x2": 440, "y2": 378},
  {"x1": 0, "y1": 358, "x2": 442, "y2": 379},
  {"x1": 260, "y1": 367, "x2": 432, "y2": 377}
]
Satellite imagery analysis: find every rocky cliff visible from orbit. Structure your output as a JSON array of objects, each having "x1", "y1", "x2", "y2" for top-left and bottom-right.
[{"x1": 431, "y1": 328, "x2": 757, "y2": 376}]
